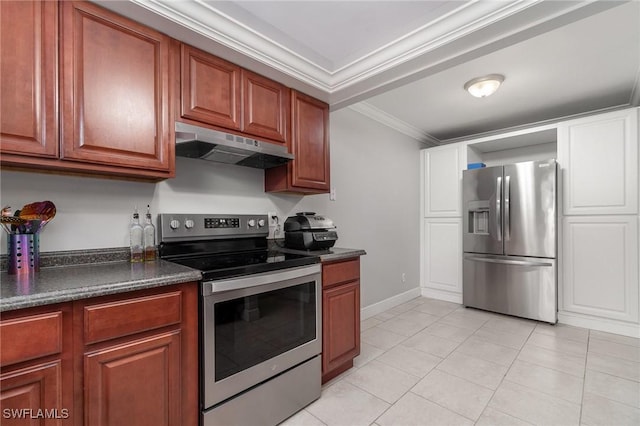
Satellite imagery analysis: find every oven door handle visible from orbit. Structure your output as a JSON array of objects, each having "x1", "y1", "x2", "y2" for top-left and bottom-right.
[{"x1": 203, "y1": 264, "x2": 322, "y2": 295}]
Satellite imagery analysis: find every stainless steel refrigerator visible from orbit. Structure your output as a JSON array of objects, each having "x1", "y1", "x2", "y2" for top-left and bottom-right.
[{"x1": 462, "y1": 159, "x2": 557, "y2": 323}]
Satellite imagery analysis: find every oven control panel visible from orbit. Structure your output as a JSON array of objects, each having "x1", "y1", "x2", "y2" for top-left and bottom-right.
[
  {"x1": 158, "y1": 214, "x2": 269, "y2": 242},
  {"x1": 205, "y1": 217, "x2": 240, "y2": 229}
]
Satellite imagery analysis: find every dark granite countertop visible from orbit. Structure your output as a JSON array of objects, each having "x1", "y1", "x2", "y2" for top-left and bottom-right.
[
  {"x1": 0, "y1": 244, "x2": 364, "y2": 312},
  {"x1": 274, "y1": 246, "x2": 366, "y2": 262},
  {"x1": 1, "y1": 260, "x2": 201, "y2": 312}
]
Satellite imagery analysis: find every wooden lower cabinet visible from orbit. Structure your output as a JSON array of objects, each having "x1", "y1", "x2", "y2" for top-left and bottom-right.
[
  {"x1": 321, "y1": 258, "x2": 360, "y2": 383},
  {"x1": 84, "y1": 331, "x2": 182, "y2": 426},
  {"x1": 0, "y1": 282, "x2": 198, "y2": 426},
  {"x1": 0, "y1": 304, "x2": 73, "y2": 425},
  {"x1": 75, "y1": 283, "x2": 198, "y2": 426}
]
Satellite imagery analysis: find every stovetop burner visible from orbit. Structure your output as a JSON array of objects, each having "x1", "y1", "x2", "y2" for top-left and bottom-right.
[{"x1": 165, "y1": 248, "x2": 318, "y2": 280}]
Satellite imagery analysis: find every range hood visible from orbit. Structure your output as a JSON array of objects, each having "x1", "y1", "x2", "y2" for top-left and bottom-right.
[{"x1": 175, "y1": 122, "x2": 294, "y2": 169}]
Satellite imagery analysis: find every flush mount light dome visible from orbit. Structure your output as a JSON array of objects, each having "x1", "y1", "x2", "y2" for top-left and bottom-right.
[{"x1": 464, "y1": 74, "x2": 505, "y2": 98}]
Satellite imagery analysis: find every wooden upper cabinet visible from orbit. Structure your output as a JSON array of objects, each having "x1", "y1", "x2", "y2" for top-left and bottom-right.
[
  {"x1": 242, "y1": 70, "x2": 289, "y2": 144},
  {"x1": 180, "y1": 44, "x2": 241, "y2": 131},
  {"x1": 179, "y1": 45, "x2": 290, "y2": 145},
  {"x1": 265, "y1": 90, "x2": 330, "y2": 194},
  {"x1": 60, "y1": 1, "x2": 171, "y2": 174},
  {"x1": 0, "y1": 0, "x2": 58, "y2": 158}
]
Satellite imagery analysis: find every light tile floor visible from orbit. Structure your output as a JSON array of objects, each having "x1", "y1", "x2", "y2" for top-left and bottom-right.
[{"x1": 282, "y1": 297, "x2": 640, "y2": 426}]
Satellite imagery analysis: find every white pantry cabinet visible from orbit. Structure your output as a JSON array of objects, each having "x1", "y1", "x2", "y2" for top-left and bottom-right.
[
  {"x1": 558, "y1": 108, "x2": 638, "y2": 216},
  {"x1": 422, "y1": 144, "x2": 466, "y2": 217},
  {"x1": 421, "y1": 143, "x2": 465, "y2": 303},
  {"x1": 561, "y1": 215, "x2": 639, "y2": 324},
  {"x1": 422, "y1": 218, "x2": 462, "y2": 302}
]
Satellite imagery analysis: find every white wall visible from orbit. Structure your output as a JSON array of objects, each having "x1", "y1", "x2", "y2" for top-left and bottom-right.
[
  {"x1": 0, "y1": 107, "x2": 424, "y2": 310},
  {"x1": 0, "y1": 161, "x2": 280, "y2": 252},
  {"x1": 290, "y1": 108, "x2": 424, "y2": 308}
]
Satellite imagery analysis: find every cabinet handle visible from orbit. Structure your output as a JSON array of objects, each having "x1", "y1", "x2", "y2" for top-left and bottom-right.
[
  {"x1": 464, "y1": 255, "x2": 552, "y2": 267},
  {"x1": 496, "y1": 176, "x2": 502, "y2": 241},
  {"x1": 504, "y1": 175, "x2": 511, "y2": 241}
]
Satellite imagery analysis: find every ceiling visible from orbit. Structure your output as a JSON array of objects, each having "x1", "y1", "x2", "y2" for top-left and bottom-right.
[{"x1": 96, "y1": 0, "x2": 640, "y2": 145}]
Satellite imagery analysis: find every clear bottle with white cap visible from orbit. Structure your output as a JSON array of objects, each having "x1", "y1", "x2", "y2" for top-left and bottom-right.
[
  {"x1": 143, "y1": 205, "x2": 156, "y2": 261},
  {"x1": 130, "y1": 206, "x2": 144, "y2": 263}
]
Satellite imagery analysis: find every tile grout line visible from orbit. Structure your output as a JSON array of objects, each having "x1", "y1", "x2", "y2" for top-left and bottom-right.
[
  {"x1": 308, "y1": 297, "x2": 639, "y2": 426},
  {"x1": 370, "y1": 303, "x2": 502, "y2": 424},
  {"x1": 582, "y1": 338, "x2": 640, "y2": 411},
  {"x1": 367, "y1": 302, "x2": 470, "y2": 425},
  {"x1": 578, "y1": 329, "x2": 591, "y2": 425},
  {"x1": 472, "y1": 321, "x2": 538, "y2": 425}
]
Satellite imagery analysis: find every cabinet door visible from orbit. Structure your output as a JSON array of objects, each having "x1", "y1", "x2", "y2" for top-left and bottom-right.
[
  {"x1": 242, "y1": 70, "x2": 289, "y2": 144},
  {"x1": 291, "y1": 91, "x2": 330, "y2": 191},
  {"x1": 322, "y1": 281, "x2": 360, "y2": 377},
  {"x1": 562, "y1": 216, "x2": 638, "y2": 322},
  {"x1": 422, "y1": 145, "x2": 465, "y2": 217},
  {"x1": 0, "y1": 0, "x2": 58, "y2": 158},
  {"x1": 1, "y1": 362, "x2": 65, "y2": 425},
  {"x1": 423, "y1": 218, "x2": 462, "y2": 295},
  {"x1": 558, "y1": 108, "x2": 638, "y2": 215},
  {"x1": 60, "y1": 1, "x2": 171, "y2": 172},
  {"x1": 180, "y1": 44, "x2": 241, "y2": 131},
  {"x1": 265, "y1": 91, "x2": 330, "y2": 193},
  {"x1": 84, "y1": 331, "x2": 182, "y2": 426}
]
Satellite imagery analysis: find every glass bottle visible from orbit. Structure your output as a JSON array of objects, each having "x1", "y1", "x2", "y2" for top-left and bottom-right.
[
  {"x1": 143, "y1": 205, "x2": 156, "y2": 261},
  {"x1": 130, "y1": 206, "x2": 144, "y2": 263}
]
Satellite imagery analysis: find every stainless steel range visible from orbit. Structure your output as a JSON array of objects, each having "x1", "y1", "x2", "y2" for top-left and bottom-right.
[{"x1": 158, "y1": 214, "x2": 322, "y2": 426}]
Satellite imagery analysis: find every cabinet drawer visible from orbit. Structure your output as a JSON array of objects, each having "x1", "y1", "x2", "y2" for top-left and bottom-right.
[
  {"x1": 84, "y1": 291, "x2": 182, "y2": 345},
  {"x1": 323, "y1": 258, "x2": 360, "y2": 288},
  {"x1": 0, "y1": 312, "x2": 62, "y2": 366}
]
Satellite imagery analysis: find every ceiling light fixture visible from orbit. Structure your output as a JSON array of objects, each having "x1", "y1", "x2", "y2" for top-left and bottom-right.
[{"x1": 464, "y1": 74, "x2": 505, "y2": 98}]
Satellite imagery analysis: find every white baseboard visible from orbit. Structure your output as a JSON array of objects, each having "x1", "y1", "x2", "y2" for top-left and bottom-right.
[
  {"x1": 361, "y1": 287, "x2": 422, "y2": 320},
  {"x1": 421, "y1": 287, "x2": 462, "y2": 304},
  {"x1": 558, "y1": 311, "x2": 640, "y2": 338}
]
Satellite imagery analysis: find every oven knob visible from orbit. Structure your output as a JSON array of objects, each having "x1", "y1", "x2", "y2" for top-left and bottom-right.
[
  {"x1": 247, "y1": 219, "x2": 256, "y2": 227},
  {"x1": 257, "y1": 219, "x2": 266, "y2": 228},
  {"x1": 184, "y1": 219, "x2": 195, "y2": 229},
  {"x1": 170, "y1": 219, "x2": 180, "y2": 230}
]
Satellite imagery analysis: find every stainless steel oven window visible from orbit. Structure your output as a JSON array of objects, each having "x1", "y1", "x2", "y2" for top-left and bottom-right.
[{"x1": 201, "y1": 264, "x2": 322, "y2": 408}]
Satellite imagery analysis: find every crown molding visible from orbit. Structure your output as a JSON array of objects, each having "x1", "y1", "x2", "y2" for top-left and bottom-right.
[
  {"x1": 133, "y1": 0, "x2": 333, "y2": 91},
  {"x1": 329, "y1": 0, "x2": 542, "y2": 90},
  {"x1": 349, "y1": 103, "x2": 440, "y2": 146},
  {"x1": 131, "y1": 0, "x2": 547, "y2": 93},
  {"x1": 630, "y1": 64, "x2": 640, "y2": 106},
  {"x1": 122, "y1": 0, "x2": 614, "y2": 110}
]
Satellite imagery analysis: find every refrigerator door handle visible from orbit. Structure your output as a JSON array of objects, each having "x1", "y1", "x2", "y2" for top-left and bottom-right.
[
  {"x1": 464, "y1": 255, "x2": 553, "y2": 267},
  {"x1": 504, "y1": 175, "x2": 510, "y2": 241},
  {"x1": 496, "y1": 176, "x2": 502, "y2": 241}
]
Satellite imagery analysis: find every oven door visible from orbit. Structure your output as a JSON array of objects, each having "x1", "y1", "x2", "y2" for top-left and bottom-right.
[{"x1": 202, "y1": 264, "x2": 322, "y2": 409}]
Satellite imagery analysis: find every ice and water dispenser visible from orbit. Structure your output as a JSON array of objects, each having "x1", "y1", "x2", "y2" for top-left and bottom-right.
[{"x1": 467, "y1": 200, "x2": 490, "y2": 235}]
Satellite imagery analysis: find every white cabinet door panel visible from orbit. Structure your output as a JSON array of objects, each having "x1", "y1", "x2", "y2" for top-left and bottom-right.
[
  {"x1": 423, "y1": 145, "x2": 465, "y2": 217},
  {"x1": 423, "y1": 218, "x2": 462, "y2": 293},
  {"x1": 562, "y1": 216, "x2": 638, "y2": 322},
  {"x1": 558, "y1": 108, "x2": 638, "y2": 215}
]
